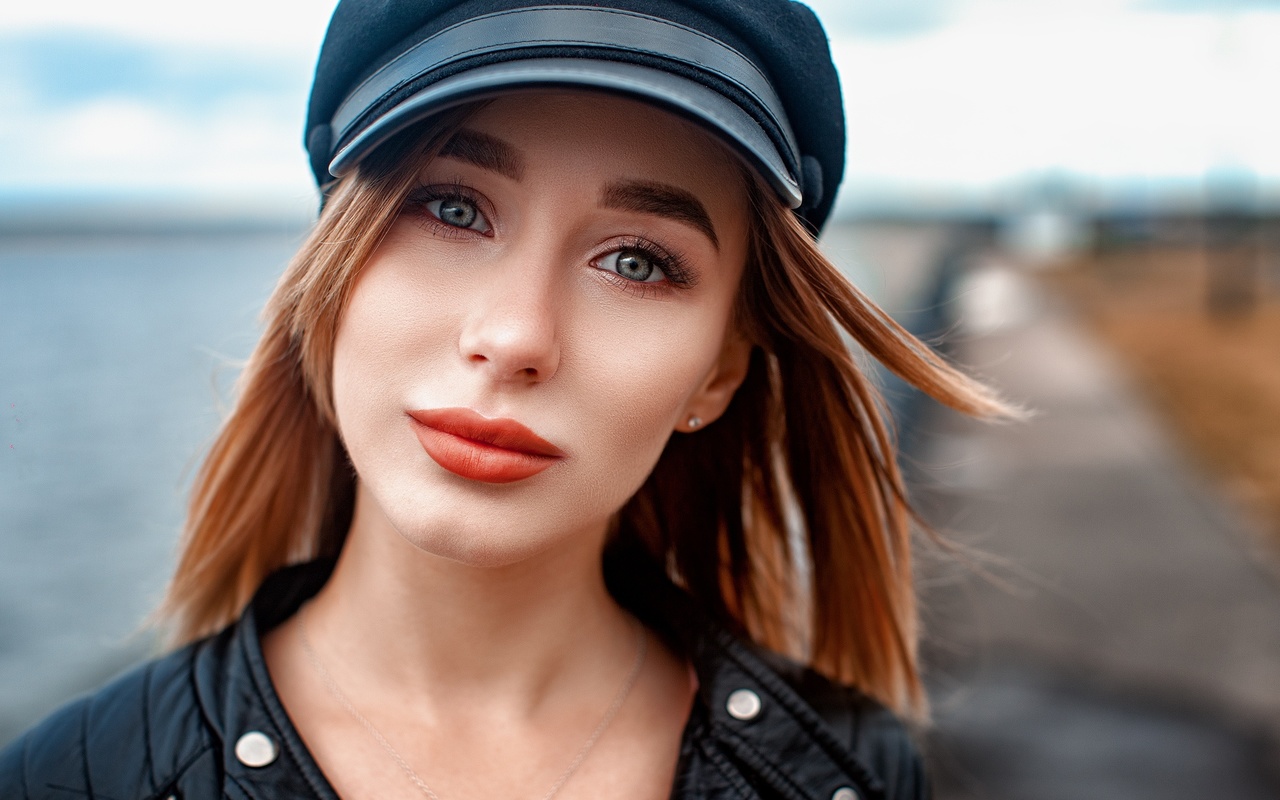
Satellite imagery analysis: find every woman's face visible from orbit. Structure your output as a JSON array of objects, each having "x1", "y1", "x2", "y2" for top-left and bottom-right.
[{"x1": 331, "y1": 90, "x2": 752, "y2": 567}]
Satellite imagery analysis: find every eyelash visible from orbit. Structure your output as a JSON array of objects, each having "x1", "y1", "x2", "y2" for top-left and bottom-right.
[
  {"x1": 403, "y1": 183, "x2": 491, "y2": 239},
  {"x1": 402, "y1": 184, "x2": 700, "y2": 299},
  {"x1": 596, "y1": 237, "x2": 697, "y2": 300}
]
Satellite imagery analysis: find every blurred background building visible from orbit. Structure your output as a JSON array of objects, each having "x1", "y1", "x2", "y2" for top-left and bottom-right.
[{"x1": 3, "y1": 1, "x2": 1279, "y2": 795}]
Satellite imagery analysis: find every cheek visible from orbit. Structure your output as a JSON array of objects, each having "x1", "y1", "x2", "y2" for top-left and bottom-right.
[
  {"x1": 330, "y1": 252, "x2": 459, "y2": 451},
  {"x1": 560, "y1": 298, "x2": 730, "y2": 503}
]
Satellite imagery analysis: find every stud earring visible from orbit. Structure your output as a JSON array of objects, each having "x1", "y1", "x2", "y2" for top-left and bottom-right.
[{"x1": 687, "y1": 416, "x2": 703, "y2": 429}]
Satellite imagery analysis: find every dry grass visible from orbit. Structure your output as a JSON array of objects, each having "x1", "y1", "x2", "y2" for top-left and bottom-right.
[{"x1": 1047, "y1": 245, "x2": 1280, "y2": 544}]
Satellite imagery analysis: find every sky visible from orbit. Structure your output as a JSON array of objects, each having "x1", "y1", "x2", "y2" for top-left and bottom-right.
[{"x1": 1, "y1": 0, "x2": 1277, "y2": 216}]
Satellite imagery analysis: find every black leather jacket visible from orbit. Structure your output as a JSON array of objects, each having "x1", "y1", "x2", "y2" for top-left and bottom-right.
[{"x1": 1, "y1": 557, "x2": 930, "y2": 800}]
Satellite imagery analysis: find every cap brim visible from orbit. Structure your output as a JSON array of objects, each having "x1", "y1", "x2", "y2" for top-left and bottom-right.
[{"x1": 327, "y1": 58, "x2": 802, "y2": 209}]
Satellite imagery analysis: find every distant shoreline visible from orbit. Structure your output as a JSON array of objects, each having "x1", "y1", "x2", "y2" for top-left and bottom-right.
[
  {"x1": 0, "y1": 197, "x2": 315, "y2": 238},
  {"x1": 0, "y1": 218, "x2": 313, "y2": 238}
]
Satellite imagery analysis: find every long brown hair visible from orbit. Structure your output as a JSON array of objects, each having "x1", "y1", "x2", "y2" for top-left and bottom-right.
[{"x1": 159, "y1": 108, "x2": 1007, "y2": 717}]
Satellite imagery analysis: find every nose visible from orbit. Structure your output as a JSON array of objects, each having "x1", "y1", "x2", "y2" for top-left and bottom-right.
[{"x1": 458, "y1": 263, "x2": 561, "y2": 385}]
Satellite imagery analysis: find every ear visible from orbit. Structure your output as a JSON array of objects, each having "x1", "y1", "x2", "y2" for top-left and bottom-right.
[{"x1": 678, "y1": 330, "x2": 754, "y2": 432}]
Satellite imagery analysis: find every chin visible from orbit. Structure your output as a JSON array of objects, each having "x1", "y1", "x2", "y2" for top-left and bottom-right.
[
  {"x1": 372, "y1": 480, "x2": 607, "y2": 568},
  {"x1": 398, "y1": 521, "x2": 563, "y2": 569}
]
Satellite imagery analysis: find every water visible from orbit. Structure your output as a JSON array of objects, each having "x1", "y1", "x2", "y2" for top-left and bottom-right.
[{"x1": 0, "y1": 230, "x2": 302, "y2": 742}]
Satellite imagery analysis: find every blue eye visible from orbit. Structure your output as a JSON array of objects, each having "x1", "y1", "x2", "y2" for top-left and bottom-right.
[
  {"x1": 427, "y1": 197, "x2": 490, "y2": 233},
  {"x1": 599, "y1": 248, "x2": 665, "y2": 283}
]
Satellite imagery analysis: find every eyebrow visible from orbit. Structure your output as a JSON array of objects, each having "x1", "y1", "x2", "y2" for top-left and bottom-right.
[
  {"x1": 439, "y1": 128, "x2": 525, "y2": 181},
  {"x1": 600, "y1": 180, "x2": 720, "y2": 249}
]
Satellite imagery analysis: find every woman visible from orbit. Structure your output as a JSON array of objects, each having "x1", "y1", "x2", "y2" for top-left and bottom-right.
[{"x1": 2, "y1": 1, "x2": 1005, "y2": 798}]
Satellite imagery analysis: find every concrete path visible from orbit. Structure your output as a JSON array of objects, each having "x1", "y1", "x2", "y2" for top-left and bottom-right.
[{"x1": 902, "y1": 256, "x2": 1280, "y2": 797}]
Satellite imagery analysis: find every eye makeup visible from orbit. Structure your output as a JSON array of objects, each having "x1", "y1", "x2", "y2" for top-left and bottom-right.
[
  {"x1": 402, "y1": 183, "x2": 495, "y2": 238},
  {"x1": 591, "y1": 235, "x2": 698, "y2": 300}
]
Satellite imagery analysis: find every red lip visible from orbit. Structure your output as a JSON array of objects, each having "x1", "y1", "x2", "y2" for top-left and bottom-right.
[{"x1": 407, "y1": 408, "x2": 565, "y2": 484}]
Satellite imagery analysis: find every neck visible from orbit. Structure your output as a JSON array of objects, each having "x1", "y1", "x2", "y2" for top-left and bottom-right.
[{"x1": 303, "y1": 482, "x2": 636, "y2": 714}]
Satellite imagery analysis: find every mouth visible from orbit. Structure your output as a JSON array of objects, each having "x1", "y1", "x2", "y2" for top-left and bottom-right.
[{"x1": 407, "y1": 407, "x2": 565, "y2": 484}]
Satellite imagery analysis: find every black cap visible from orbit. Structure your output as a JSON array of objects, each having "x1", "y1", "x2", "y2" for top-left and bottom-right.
[{"x1": 305, "y1": 0, "x2": 845, "y2": 231}]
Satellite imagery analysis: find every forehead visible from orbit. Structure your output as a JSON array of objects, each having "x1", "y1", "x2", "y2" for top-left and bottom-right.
[{"x1": 451, "y1": 89, "x2": 748, "y2": 212}]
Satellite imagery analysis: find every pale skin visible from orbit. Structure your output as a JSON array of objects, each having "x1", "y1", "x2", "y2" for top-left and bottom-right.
[{"x1": 264, "y1": 90, "x2": 755, "y2": 799}]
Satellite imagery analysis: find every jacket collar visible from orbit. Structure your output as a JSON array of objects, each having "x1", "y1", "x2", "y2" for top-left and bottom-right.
[
  {"x1": 194, "y1": 561, "x2": 342, "y2": 800},
  {"x1": 195, "y1": 556, "x2": 883, "y2": 800},
  {"x1": 610, "y1": 547, "x2": 887, "y2": 800}
]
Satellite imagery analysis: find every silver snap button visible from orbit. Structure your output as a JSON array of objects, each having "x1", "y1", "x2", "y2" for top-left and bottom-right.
[
  {"x1": 832, "y1": 787, "x2": 860, "y2": 800},
  {"x1": 235, "y1": 731, "x2": 278, "y2": 768},
  {"x1": 725, "y1": 688, "x2": 762, "y2": 720}
]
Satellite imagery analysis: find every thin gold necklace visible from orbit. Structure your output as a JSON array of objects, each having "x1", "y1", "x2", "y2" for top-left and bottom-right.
[{"x1": 297, "y1": 604, "x2": 648, "y2": 800}]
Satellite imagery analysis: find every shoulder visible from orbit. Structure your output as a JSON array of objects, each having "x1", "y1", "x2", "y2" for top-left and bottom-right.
[
  {"x1": 753, "y1": 649, "x2": 932, "y2": 800},
  {"x1": 0, "y1": 643, "x2": 220, "y2": 800}
]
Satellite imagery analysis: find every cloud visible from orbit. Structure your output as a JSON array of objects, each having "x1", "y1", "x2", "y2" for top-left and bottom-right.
[
  {"x1": 0, "y1": 31, "x2": 307, "y2": 111},
  {"x1": 2, "y1": 96, "x2": 309, "y2": 193},
  {"x1": 832, "y1": 8, "x2": 1280, "y2": 204},
  {"x1": 0, "y1": 30, "x2": 314, "y2": 197}
]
